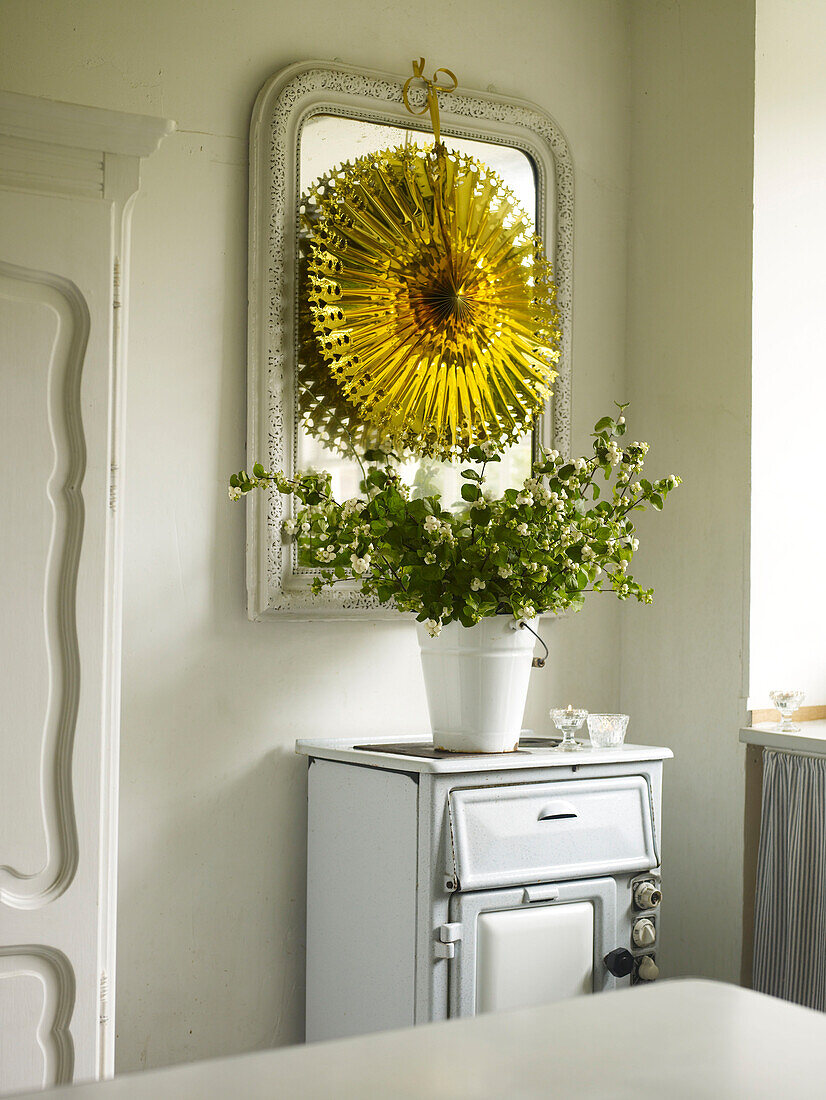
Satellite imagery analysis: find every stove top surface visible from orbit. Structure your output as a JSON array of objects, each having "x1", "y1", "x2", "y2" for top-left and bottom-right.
[
  {"x1": 297, "y1": 735, "x2": 673, "y2": 773},
  {"x1": 352, "y1": 736, "x2": 562, "y2": 760}
]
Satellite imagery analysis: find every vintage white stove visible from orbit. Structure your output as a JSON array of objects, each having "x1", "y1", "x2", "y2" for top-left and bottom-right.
[{"x1": 297, "y1": 735, "x2": 671, "y2": 1042}]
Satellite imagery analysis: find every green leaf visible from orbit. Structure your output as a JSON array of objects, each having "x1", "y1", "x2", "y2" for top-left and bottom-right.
[
  {"x1": 466, "y1": 446, "x2": 486, "y2": 463},
  {"x1": 650, "y1": 493, "x2": 663, "y2": 510},
  {"x1": 252, "y1": 462, "x2": 265, "y2": 478},
  {"x1": 558, "y1": 464, "x2": 575, "y2": 479},
  {"x1": 461, "y1": 483, "x2": 481, "y2": 501},
  {"x1": 594, "y1": 416, "x2": 614, "y2": 432},
  {"x1": 229, "y1": 474, "x2": 240, "y2": 488},
  {"x1": 461, "y1": 469, "x2": 482, "y2": 481}
]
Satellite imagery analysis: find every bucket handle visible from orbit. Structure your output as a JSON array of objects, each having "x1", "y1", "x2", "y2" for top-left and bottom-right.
[{"x1": 515, "y1": 619, "x2": 548, "y2": 669}]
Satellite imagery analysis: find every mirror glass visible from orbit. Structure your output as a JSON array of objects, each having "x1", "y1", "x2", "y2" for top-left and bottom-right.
[{"x1": 296, "y1": 114, "x2": 543, "y2": 514}]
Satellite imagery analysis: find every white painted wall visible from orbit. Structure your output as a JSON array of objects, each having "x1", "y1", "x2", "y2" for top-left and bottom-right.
[
  {"x1": 749, "y1": 0, "x2": 826, "y2": 709},
  {"x1": 622, "y1": 1, "x2": 755, "y2": 982},
  {"x1": 0, "y1": 0, "x2": 633, "y2": 1071}
]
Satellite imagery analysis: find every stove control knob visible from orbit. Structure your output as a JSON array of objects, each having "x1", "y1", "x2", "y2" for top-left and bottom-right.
[
  {"x1": 637, "y1": 955, "x2": 659, "y2": 982},
  {"x1": 632, "y1": 918, "x2": 656, "y2": 947},
  {"x1": 604, "y1": 948, "x2": 635, "y2": 978},
  {"x1": 633, "y1": 880, "x2": 662, "y2": 910}
]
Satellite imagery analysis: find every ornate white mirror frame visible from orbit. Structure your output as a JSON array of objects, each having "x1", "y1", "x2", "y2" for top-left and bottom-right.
[{"x1": 247, "y1": 60, "x2": 573, "y2": 619}]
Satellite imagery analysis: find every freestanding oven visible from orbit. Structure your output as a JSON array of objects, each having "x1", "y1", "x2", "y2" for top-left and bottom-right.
[{"x1": 298, "y1": 735, "x2": 670, "y2": 1041}]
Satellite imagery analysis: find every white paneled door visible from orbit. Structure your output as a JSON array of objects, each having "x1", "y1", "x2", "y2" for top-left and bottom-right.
[{"x1": 0, "y1": 91, "x2": 172, "y2": 1095}]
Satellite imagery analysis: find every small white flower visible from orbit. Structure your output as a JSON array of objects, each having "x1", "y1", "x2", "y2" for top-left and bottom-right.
[
  {"x1": 517, "y1": 522, "x2": 529, "y2": 536},
  {"x1": 548, "y1": 450, "x2": 560, "y2": 462},
  {"x1": 574, "y1": 458, "x2": 587, "y2": 472},
  {"x1": 516, "y1": 492, "x2": 533, "y2": 506},
  {"x1": 424, "y1": 618, "x2": 442, "y2": 637},
  {"x1": 605, "y1": 442, "x2": 622, "y2": 466},
  {"x1": 617, "y1": 415, "x2": 626, "y2": 425},
  {"x1": 424, "y1": 552, "x2": 436, "y2": 564},
  {"x1": 350, "y1": 553, "x2": 371, "y2": 575},
  {"x1": 519, "y1": 604, "x2": 536, "y2": 619},
  {"x1": 631, "y1": 482, "x2": 643, "y2": 495},
  {"x1": 631, "y1": 538, "x2": 640, "y2": 551},
  {"x1": 282, "y1": 518, "x2": 296, "y2": 534},
  {"x1": 228, "y1": 484, "x2": 243, "y2": 501},
  {"x1": 424, "y1": 515, "x2": 441, "y2": 534},
  {"x1": 582, "y1": 546, "x2": 595, "y2": 560},
  {"x1": 498, "y1": 564, "x2": 513, "y2": 578},
  {"x1": 300, "y1": 521, "x2": 311, "y2": 533},
  {"x1": 470, "y1": 578, "x2": 486, "y2": 591}
]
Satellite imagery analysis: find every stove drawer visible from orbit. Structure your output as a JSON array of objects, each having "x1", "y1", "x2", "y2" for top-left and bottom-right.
[{"x1": 447, "y1": 777, "x2": 657, "y2": 890}]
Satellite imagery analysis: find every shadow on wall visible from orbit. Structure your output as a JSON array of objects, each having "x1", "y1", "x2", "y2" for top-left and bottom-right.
[{"x1": 117, "y1": 730, "x2": 308, "y2": 1068}]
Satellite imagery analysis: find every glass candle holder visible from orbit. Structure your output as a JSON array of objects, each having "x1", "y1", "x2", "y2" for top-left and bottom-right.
[
  {"x1": 550, "y1": 706, "x2": 588, "y2": 751},
  {"x1": 769, "y1": 690, "x2": 805, "y2": 732},
  {"x1": 586, "y1": 713, "x2": 630, "y2": 749}
]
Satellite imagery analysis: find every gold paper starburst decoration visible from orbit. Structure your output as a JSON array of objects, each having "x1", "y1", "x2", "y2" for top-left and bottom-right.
[
  {"x1": 305, "y1": 142, "x2": 560, "y2": 459},
  {"x1": 296, "y1": 216, "x2": 388, "y2": 459}
]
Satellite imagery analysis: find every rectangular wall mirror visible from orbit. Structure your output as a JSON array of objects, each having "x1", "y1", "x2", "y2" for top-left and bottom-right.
[{"x1": 247, "y1": 61, "x2": 573, "y2": 618}]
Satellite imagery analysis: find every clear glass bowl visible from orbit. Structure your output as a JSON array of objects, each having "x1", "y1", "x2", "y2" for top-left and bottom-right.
[
  {"x1": 769, "y1": 690, "x2": 805, "y2": 732},
  {"x1": 586, "y1": 713, "x2": 630, "y2": 749}
]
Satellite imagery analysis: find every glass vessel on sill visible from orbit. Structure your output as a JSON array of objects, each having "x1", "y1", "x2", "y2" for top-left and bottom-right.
[
  {"x1": 769, "y1": 689, "x2": 805, "y2": 732},
  {"x1": 549, "y1": 706, "x2": 588, "y2": 751}
]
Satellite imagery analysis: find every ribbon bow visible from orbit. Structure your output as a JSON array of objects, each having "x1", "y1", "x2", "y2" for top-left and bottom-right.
[{"x1": 402, "y1": 58, "x2": 458, "y2": 148}]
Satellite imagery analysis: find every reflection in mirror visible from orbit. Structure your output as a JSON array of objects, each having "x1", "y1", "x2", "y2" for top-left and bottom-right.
[{"x1": 296, "y1": 114, "x2": 540, "y2": 517}]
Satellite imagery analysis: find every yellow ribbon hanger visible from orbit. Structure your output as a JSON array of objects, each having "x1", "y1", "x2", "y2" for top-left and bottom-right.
[{"x1": 402, "y1": 58, "x2": 458, "y2": 149}]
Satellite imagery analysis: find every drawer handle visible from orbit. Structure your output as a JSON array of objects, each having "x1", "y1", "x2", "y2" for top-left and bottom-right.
[{"x1": 538, "y1": 801, "x2": 578, "y2": 821}]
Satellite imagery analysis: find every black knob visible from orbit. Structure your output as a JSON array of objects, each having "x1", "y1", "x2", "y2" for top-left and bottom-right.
[{"x1": 603, "y1": 948, "x2": 635, "y2": 978}]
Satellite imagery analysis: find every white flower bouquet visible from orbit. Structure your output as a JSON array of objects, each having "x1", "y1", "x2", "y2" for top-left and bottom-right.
[{"x1": 230, "y1": 406, "x2": 680, "y2": 634}]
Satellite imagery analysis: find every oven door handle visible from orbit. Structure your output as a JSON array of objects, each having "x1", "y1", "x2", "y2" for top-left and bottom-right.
[
  {"x1": 538, "y1": 800, "x2": 578, "y2": 821},
  {"x1": 523, "y1": 884, "x2": 560, "y2": 903}
]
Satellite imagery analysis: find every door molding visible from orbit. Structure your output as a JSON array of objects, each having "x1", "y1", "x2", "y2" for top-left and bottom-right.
[{"x1": 0, "y1": 89, "x2": 174, "y2": 1088}]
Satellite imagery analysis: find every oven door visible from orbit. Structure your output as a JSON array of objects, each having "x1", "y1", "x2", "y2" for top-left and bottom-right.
[{"x1": 447, "y1": 877, "x2": 618, "y2": 1018}]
